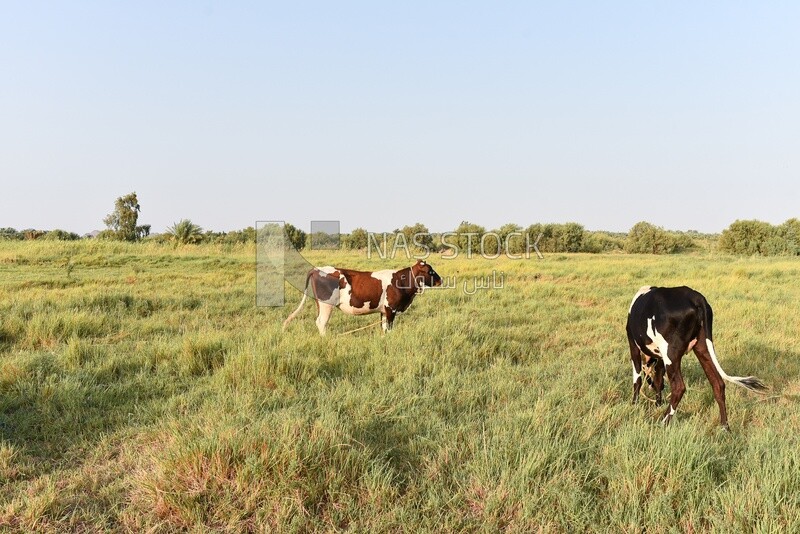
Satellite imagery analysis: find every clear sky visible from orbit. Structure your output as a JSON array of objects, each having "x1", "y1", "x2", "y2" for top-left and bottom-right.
[{"x1": 2, "y1": 2, "x2": 798, "y2": 234}]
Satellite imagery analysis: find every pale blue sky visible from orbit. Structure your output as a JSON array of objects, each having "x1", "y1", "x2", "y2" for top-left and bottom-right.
[{"x1": 2, "y1": 2, "x2": 798, "y2": 234}]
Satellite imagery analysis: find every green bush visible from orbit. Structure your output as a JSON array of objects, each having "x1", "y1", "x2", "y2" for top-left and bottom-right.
[
  {"x1": 525, "y1": 223, "x2": 586, "y2": 253},
  {"x1": 0, "y1": 227, "x2": 23, "y2": 240},
  {"x1": 718, "y1": 220, "x2": 773, "y2": 255},
  {"x1": 624, "y1": 222, "x2": 693, "y2": 254},
  {"x1": 719, "y1": 219, "x2": 800, "y2": 256},
  {"x1": 41, "y1": 229, "x2": 80, "y2": 241},
  {"x1": 284, "y1": 223, "x2": 307, "y2": 251},
  {"x1": 582, "y1": 232, "x2": 625, "y2": 253},
  {"x1": 344, "y1": 228, "x2": 369, "y2": 249}
]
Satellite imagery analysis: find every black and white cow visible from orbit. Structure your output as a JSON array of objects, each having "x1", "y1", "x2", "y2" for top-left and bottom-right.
[
  {"x1": 282, "y1": 260, "x2": 442, "y2": 335},
  {"x1": 626, "y1": 285, "x2": 766, "y2": 428}
]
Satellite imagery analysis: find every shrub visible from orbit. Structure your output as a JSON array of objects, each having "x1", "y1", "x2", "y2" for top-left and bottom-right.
[
  {"x1": 625, "y1": 222, "x2": 681, "y2": 254},
  {"x1": 0, "y1": 228, "x2": 23, "y2": 240},
  {"x1": 284, "y1": 223, "x2": 307, "y2": 251},
  {"x1": 345, "y1": 228, "x2": 369, "y2": 250},
  {"x1": 452, "y1": 221, "x2": 486, "y2": 254},
  {"x1": 719, "y1": 219, "x2": 800, "y2": 256},
  {"x1": 525, "y1": 223, "x2": 586, "y2": 253},
  {"x1": 719, "y1": 220, "x2": 776, "y2": 255},
  {"x1": 41, "y1": 229, "x2": 80, "y2": 241},
  {"x1": 180, "y1": 335, "x2": 230, "y2": 376},
  {"x1": 582, "y1": 232, "x2": 625, "y2": 253}
]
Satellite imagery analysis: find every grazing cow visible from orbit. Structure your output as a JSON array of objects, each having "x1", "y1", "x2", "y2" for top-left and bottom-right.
[
  {"x1": 627, "y1": 286, "x2": 766, "y2": 428},
  {"x1": 282, "y1": 260, "x2": 442, "y2": 335}
]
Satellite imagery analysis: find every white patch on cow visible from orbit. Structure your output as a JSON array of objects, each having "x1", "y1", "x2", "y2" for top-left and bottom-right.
[
  {"x1": 632, "y1": 362, "x2": 641, "y2": 384},
  {"x1": 661, "y1": 404, "x2": 676, "y2": 424},
  {"x1": 315, "y1": 302, "x2": 335, "y2": 335},
  {"x1": 646, "y1": 316, "x2": 671, "y2": 365},
  {"x1": 318, "y1": 265, "x2": 337, "y2": 275},
  {"x1": 337, "y1": 281, "x2": 375, "y2": 316},
  {"x1": 370, "y1": 269, "x2": 396, "y2": 309},
  {"x1": 629, "y1": 286, "x2": 652, "y2": 312}
]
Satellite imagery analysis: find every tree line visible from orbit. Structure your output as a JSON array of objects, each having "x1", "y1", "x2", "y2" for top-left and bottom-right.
[
  {"x1": 2, "y1": 192, "x2": 799, "y2": 256},
  {"x1": 338, "y1": 221, "x2": 701, "y2": 255}
]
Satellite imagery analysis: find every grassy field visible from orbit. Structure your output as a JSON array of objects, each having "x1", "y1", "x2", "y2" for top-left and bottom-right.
[{"x1": 1, "y1": 241, "x2": 799, "y2": 532}]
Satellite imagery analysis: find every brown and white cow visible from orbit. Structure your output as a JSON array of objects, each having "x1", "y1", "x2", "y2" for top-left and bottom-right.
[
  {"x1": 627, "y1": 285, "x2": 767, "y2": 429},
  {"x1": 282, "y1": 260, "x2": 442, "y2": 335}
]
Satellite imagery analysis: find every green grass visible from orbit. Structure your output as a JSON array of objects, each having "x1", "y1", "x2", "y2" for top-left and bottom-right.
[{"x1": 1, "y1": 241, "x2": 799, "y2": 531}]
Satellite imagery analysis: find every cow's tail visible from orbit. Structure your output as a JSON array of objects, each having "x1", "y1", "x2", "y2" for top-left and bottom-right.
[
  {"x1": 282, "y1": 271, "x2": 313, "y2": 331},
  {"x1": 701, "y1": 300, "x2": 768, "y2": 393}
]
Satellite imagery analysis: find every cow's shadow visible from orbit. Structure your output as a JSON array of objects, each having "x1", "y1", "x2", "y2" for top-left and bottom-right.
[{"x1": 351, "y1": 415, "x2": 422, "y2": 493}]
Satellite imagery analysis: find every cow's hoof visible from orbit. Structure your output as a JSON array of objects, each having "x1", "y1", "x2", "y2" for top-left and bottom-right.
[{"x1": 721, "y1": 423, "x2": 731, "y2": 432}]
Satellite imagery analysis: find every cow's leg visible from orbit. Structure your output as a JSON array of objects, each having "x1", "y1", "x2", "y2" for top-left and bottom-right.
[
  {"x1": 315, "y1": 303, "x2": 335, "y2": 336},
  {"x1": 629, "y1": 336, "x2": 643, "y2": 404},
  {"x1": 382, "y1": 308, "x2": 396, "y2": 333},
  {"x1": 693, "y1": 339, "x2": 729, "y2": 429},
  {"x1": 652, "y1": 358, "x2": 666, "y2": 406},
  {"x1": 661, "y1": 352, "x2": 686, "y2": 426}
]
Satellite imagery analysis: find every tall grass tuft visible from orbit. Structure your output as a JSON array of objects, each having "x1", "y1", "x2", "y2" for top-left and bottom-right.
[{"x1": 179, "y1": 333, "x2": 231, "y2": 376}]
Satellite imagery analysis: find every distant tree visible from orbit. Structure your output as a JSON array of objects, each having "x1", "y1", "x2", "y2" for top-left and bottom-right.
[
  {"x1": 346, "y1": 227, "x2": 369, "y2": 249},
  {"x1": 718, "y1": 220, "x2": 774, "y2": 255},
  {"x1": 42, "y1": 229, "x2": 80, "y2": 241},
  {"x1": 671, "y1": 231, "x2": 697, "y2": 252},
  {"x1": 308, "y1": 231, "x2": 340, "y2": 250},
  {"x1": 523, "y1": 223, "x2": 585, "y2": 253},
  {"x1": 103, "y1": 192, "x2": 149, "y2": 241},
  {"x1": 717, "y1": 218, "x2": 800, "y2": 256},
  {"x1": 0, "y1": 228, "x2": 22, "y2": 240},
  {"x1": 495, "y1": 224, "x2": 523, "y2": 255},
  {"x1": 242, "y1": 226, "x2": 257, "y2": 243},
  {"x1": 167, "y1": 219, "x2": 204, "y2": 245},
  {"x1": 625, "y1": 222, "x2": 680, "y2": 254},
  {"x1": 453, "y1": 221, "x2": 486, "y2": 255},
  {"x1": 559, "y1": 222, "x2": 586, "y2": 253},
  {"x1": 201, "y1": 230, "x2": 226, "y2": 244},
  {"x1": 582, "y1": 231, "x2": 625, "y2": 253},
  {"x1": 525, "y1": 223, "x2": 547, "y2": 251},
  {"x1": 220, "y1": 226, "x2": 257, "y2": 244},
  {"x1": 284, "y1": 223, "x2": 307, "y2": 251},
  {"x1": 775, "y1": 218, "x2": 800, "y2": 255},
  {"x1": 400, "y1": 223, "x2": 433, "y2": 251}
]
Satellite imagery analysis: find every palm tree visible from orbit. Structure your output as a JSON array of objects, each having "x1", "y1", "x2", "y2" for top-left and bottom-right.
[{"x1": 167, "y1": 219, "x2": 204, "y2": 245}]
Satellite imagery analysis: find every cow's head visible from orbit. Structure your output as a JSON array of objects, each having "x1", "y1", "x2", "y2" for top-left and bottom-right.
[{"x1": 412, "y1": 260, "x2": 442, "y2": 288}]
